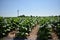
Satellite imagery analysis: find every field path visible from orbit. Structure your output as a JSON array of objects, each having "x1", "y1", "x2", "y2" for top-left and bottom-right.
[
  {"x1": 51, "y1": 31, "x2": 59, "y2": 40},
  {"x1": 27, "y1": 24, "x2": 40, "y2": 40}
]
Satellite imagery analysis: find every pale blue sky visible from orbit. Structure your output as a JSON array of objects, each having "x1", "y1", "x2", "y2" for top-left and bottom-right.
[{"x1": 0, "y1": 0, "x2": 60, "y2": 17}]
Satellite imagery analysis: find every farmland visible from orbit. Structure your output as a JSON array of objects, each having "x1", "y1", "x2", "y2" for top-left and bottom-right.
[{"x1": 0, "y1": 15, "x2": 60, "y2": 40}]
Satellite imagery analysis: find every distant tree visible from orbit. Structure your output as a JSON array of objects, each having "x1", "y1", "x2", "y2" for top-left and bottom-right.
[
  {"x1": 18, "y1": 15, "x2": 25, "y2": 17},
  {"x1": 30, "y1": 15, "x2": 32, "y2": 17}
]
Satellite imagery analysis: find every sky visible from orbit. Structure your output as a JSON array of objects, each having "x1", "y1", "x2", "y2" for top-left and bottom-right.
[{"x1": 0, "y1": 0, "x2": 60, "y2": 17}]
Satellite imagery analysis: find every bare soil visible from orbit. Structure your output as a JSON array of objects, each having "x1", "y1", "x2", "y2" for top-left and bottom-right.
[{"x1": 27, "y1": 25, "x2": 40, "y2": 40}]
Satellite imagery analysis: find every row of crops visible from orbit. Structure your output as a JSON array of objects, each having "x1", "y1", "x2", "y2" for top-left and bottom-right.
[
  {"x1": 37, "y1": 16, "x2": 60, "y2": 40},
  {"x1": 0, "y1": 16, "x2": 60, "y2": 40},
  {"x1": 37, "y1": 21, "x2": 60, "y2": 40},
  {"x1": 0, "y1": 16, "x2": 38, "y2": 39}
]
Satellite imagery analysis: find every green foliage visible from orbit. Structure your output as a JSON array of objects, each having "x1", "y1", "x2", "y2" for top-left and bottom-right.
[
  {"x1": 0, "y1": 16, "x2": 60, "y2": 39},
  {"x1": 0, "y1": 16, "x2": 37, "y2": 38}
]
